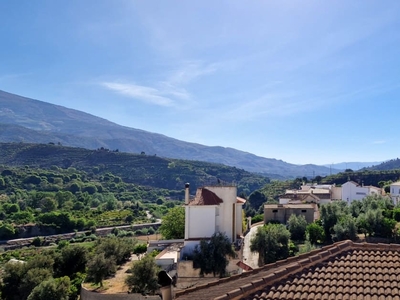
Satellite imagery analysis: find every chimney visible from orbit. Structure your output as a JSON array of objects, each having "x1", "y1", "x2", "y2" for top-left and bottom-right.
[{"x1": 185, "y1": 183, "x2": 190, "y2": 204}]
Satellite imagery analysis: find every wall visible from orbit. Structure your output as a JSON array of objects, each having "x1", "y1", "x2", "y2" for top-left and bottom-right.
[
  {"x1": 80, "y1": 287, "x2": 161, "y2": 300},
  {"x1": 342, "y1": 182, "x2": 367, "y2": 203},
  {"x1": 185, "y1": 206, "x2": 216, "y2": 239},
  {"x1": 264, "y1": 206, "x2": 315, "y2": 224},
  {"x1": 207, "y1": 186, "x2": 237, "y2": 242}
]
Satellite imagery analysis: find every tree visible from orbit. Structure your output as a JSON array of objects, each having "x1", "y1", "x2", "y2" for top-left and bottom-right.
[
  {"x1": 250, "y1": 223, "x2": 290, "y2": 266},
  {"x1": 159, "y1": 206, "x2": 185, "y2": 239},
  {"x1": 40, "y1": 197, "x2": 57, "y2": 213},
  {"x1": 95, "y1": 236, "x2": 136, "y2": 265},
  {"x1": 125, "y1": 255, "x2": 160, "y2": 294},
  {"x1": 1, "y1": 261, "x2": 26, "y2": 300},
  {"x1": 0, "y1": 223, "x2": 16, "y2": 239},
  {"x1": 193, "y1": 232, "x2": 235, "y2": 277},
  {"x1": 319, "y1": 201, "x2": 348, "y2": 240},
  {"x1": 248, "y1": 191, "x2": 267, "y2": 210},
  {"x1": 306, "y1": 222, "x2": 325, "y2": 244},
  {"x1": 54, "y1": 245, "x2": 88, "y2": 278},
  {"x1": 287, "y1": 214, "x2": 307, "y2": 241},
  {"x1": 27, "y1": 276, "x2": 70, "y2": 300},
  {"x1": 332, "y1": 216, "x2": 358, "y2": 242},
  {"x1": 86, "y1": 253, "x2": 116, "y2": 287},
  {"x1": 20, "y1": 268, "x2": 53, "y2": 300}
]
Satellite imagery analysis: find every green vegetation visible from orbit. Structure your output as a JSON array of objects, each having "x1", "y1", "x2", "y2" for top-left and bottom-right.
[
  {"x1": 0, "y1": 236, "x2": 137, "y2": 299},
  {"x1": 125, "y1": 255, "x2": 160, "y2": 294},
  {"x1": 159, "y1": 206, "x2": 185, "y2": 239},
  {"x1": 0, "y1": 142, "x2": 269, "y2": 195},
  {"x1": 193, "y1": 232, "x2": 235, "y2": 277},
  {"x1": 250, "y1": 223, "x2": 291, "y2": 266},
  {"x1": 0, "y1": 165, "x2": 186, "y2": 238}
]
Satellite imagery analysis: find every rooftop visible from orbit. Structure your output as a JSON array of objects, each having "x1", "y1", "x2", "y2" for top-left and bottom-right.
[
  {"x1": 188, "y1": 188, "x2": 223, "y2": 206},
  {"x1": 175, "y1": 240, "x2": 400, "y2": 300}
]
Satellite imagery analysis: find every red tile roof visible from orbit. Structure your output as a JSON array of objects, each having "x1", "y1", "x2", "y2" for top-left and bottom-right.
[
  {"x1": 188, "y1": 188, "x2": 223, "y2": 206},
  {"x1": 175, "y1": 241, "x2": 400, "y2": 300}
]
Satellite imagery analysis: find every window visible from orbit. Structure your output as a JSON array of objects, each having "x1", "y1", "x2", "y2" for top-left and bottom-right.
[
  {"x1": 272, "y1": 209, "x2": 278, "y2": 213},
  {"x1": 301, "y1": 210, "x2": 307, "y2": 213}
]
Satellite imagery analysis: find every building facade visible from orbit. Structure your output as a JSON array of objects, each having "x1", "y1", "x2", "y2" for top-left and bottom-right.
[{"x1": 183, "y1": 184, "x2": 246, "y2": 253}]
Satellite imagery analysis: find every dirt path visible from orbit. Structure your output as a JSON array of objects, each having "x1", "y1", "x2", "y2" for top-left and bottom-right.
[{"x1": 102, "y1": 254, "x2": 140, "y2": 293}]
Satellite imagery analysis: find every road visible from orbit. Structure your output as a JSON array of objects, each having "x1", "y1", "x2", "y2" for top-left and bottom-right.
[
  {"x1": 242, "y1": 223, "x2": 262, "y2": 269},
  {"x1": 0, "y1": 221, "x2": 161, "y2": 249}
]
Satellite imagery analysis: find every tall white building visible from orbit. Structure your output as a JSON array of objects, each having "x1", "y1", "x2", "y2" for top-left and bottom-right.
[{"x1": 183, "y1": 183, "x2": 246, "y2": 253}]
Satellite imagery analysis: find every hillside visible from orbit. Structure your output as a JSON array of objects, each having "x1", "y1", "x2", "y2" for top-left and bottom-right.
[
  {"x1": 0, "y1": 142, "x2": 270, "y2": 194},
  {"x1": 361, "y1": 159, "x2": 400, "y2": 171},
  {"x1": 0, "y1": 89, "x2": 337, "y2": 178}
]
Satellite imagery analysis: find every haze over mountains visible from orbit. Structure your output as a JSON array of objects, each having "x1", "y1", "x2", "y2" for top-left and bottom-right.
[{"x1": 0, "y1": 89, "x2": 377, "y2": 178}]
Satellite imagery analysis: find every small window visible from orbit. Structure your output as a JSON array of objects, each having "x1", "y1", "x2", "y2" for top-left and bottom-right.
[
  {"x1": 272, "y1": 209, "x2": 278, "y2": 213},
  {"x1": 301, "y1": 210, "x2": 307, "y2": 213}
]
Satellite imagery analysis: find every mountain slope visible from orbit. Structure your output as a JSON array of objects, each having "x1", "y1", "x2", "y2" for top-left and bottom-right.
[
  {"x1": 0, "y1": 142, "x2": 270, "y2": 193},
  {"x1": 0, "y1": 89, "x2": 337, "y2": 177}
]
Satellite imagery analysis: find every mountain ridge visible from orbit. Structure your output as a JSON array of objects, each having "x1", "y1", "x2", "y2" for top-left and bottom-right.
[{"x1": 0, "y1": 89, "x2": 339, "y2": 178}]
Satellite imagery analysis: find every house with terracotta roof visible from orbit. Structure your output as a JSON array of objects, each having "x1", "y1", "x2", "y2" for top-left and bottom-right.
[
  {"x1": 174, "y1": 240, "x2": 400, "y2": 300},
  {"x1": 183, "y1": 183, "x2": 246, "y2": 254},
  {"x1": 279, "y1": 184, "x2": 334, "y2": 205}
]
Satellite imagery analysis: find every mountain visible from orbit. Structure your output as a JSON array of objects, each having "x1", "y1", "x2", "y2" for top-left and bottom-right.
[
  {"x1": 0, "y1": 89, "x2": 338, "y2": 178},
  {"x1": 0, "y1": 142, "x2": 271, "y2": 193},
  {"x1": 361, "y1": 158, "x2": 400, "y2": 171},
  {"x1": 323, "y1": 162, "x2": 382, "y2": 171}
]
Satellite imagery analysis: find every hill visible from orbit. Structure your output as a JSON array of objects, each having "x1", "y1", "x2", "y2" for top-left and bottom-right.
[
  {"x1": 0, "y1": 89, "x2": 337, "y2": 178},
  {"x1": 0, "y1": 142, "x2": 270, "y2": 194},
  {"x1": 361, "y1": 159, "x2": 400, "y2": 172}
]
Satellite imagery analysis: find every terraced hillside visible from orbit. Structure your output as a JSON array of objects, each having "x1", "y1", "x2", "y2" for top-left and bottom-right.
[{"x1": 0, "y1": 142, "x2": 270, "y2": 193}]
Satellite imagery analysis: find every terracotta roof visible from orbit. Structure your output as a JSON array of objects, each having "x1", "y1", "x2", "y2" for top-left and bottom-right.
[
  {"x1": 188, "y1": 188, "x2": 223, "y2": 206},
  {"x1": 175, "y1": 241, "x2": 400, "y2": 300}
]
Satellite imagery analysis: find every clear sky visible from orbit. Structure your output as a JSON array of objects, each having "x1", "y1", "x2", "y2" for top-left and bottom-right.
[{"x1": 1, "y1": 1, "x2": 400, "y2": 165}]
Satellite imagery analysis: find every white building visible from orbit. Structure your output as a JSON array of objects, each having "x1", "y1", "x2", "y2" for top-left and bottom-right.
[
  {"x1": 341, "y1": 181, "x2": 381, "y2": 203},
  {"x1": 390, "y1": 181, "x2": 400, "y2": 205},
  {"x1": 183, "y1": 183, "x2": 246, "y2": 253}
]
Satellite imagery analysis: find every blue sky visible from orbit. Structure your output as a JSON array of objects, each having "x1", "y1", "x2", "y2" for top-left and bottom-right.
[{"x1": 1, "y1": 1, "x2": 400, "y2": 165}]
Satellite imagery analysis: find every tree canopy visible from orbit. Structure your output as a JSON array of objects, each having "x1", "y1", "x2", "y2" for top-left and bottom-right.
[
  {"x1": 193, "y1": 232, "x2": 235, "y2": 277},
  {"x1": 250, "y1": 223, "x2": 291, "y2": 266},
  {"x1": 159, "y1": 206, "x2": 185, "y2": 239},
  {"x1": 125, "y1": 255, "x2": 160, "y2": 294}
]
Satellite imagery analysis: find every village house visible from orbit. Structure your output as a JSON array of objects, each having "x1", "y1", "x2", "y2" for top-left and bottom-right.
[
  {"x1": 264, "y1": 203, "x2": 317, "y2": 224},
  {"x1": 183, "y1": 183, "x2": 246, "y2": 254},
  {"x1": 390, "y1": 181, "x2": 400, "y2": 205},
  {"x1": 279, "y1": 181, "x2": 382, "y2": 205},
  {"x1": 341, "y1": 181, "x2": 381, "y2": 203}
]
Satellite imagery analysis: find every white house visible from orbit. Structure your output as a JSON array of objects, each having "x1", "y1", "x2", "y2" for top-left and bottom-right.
[
  {"x1": 390, "y1": 181, "x2": 400, "y2": 205},
  {"x1": 183, "y1": 183, "x2": 246, "y2": 253},
  {"x1": 341, "y1": 181, "x2": 381, "y2": 203}
]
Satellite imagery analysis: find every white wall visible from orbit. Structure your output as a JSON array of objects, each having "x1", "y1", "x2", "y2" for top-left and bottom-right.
[
  {"x1": 207, "y1": 186, "x2": 237, "y2": 241},
  {"x1": 390, "y1": 183, "x2": 400, "y2": 205},
  {"x1": 185, "y1": 206, "x2": 216, "y2": 240},
  {"x1": 342, "y1": 182, "x2": 368, "y2": 203}
]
